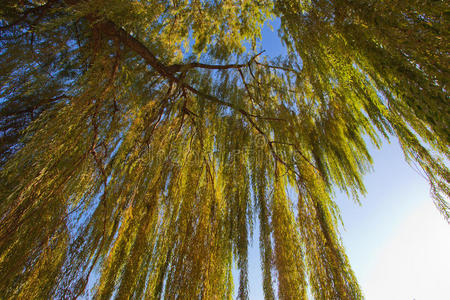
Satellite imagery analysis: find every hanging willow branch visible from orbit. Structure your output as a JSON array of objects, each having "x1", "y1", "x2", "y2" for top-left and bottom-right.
[{"x1": 0, "y1": 0, "x2": 448, "y2": 299}]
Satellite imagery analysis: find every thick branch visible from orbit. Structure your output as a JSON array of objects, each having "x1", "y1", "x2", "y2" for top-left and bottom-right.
[{"x1": 99, "y1": 21, "x2": 264, "y2": 76}]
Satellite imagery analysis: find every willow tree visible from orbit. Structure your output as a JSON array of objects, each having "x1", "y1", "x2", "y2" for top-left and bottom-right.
[{"x1": 0, "y1": 0, "x2": 448, "y2": 299}]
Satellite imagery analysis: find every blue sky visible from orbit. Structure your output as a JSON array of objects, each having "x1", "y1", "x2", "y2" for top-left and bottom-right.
[
  {"x1": 240, "y1": 19, "x2": 450, "y2": 300},
  {"x1": 335, "y1": 141, "x2": 450, "y2": 300}
]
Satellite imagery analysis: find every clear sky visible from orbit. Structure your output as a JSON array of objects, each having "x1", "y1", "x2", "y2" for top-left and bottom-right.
[
  {"x1": 241, "y1": 19, "x2": 450, "y2": 300},
  {"x1": 335, "y1": 141, "x2": 450, "y2": 300}
]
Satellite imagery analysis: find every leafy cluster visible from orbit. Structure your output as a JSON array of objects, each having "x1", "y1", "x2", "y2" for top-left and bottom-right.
[{"x1": 0, "y1": 0, "x2": 448, "y2": 299}]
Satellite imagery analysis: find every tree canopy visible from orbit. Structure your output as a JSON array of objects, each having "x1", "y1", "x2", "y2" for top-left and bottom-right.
[{"x1": 0, "y1": 0, "x2": 448, "y2": 299}]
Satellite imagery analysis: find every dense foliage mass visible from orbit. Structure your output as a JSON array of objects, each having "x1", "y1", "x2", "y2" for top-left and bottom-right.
[{"x1": 0, "y1": 0, "x2": 448, "y2": 299}]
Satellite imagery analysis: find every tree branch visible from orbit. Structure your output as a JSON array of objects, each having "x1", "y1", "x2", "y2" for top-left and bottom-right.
[
  {"x1": 90, "y1": 18, "x2": 305, "y2": 179},
  {"x1": 0, "y1": 0, "x2": 59, "y2": 31},
  {"x1": 165, "y1": 51, "x2": 265, "y2": 73},
  {"x1": 254, "y1": 60, "x2": 301, "y2": 75}
]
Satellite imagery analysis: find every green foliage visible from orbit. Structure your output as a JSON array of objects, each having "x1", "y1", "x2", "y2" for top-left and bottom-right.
[{"x1": 0, "y1": 0, "x2": 448, "y2": 299}]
